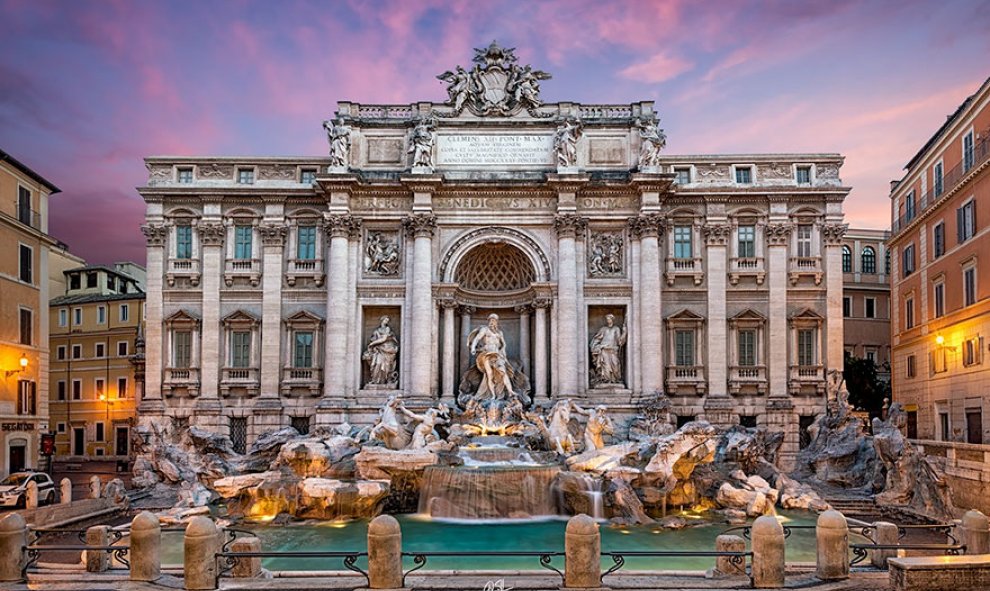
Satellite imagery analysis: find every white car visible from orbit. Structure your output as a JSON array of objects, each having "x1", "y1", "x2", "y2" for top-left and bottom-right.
[{"x1": 0, "y1": 472, "x2": 56, "y2": 508}]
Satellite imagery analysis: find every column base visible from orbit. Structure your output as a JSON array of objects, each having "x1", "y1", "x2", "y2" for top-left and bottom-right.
[
  {"x1": 702, "y1": 397, "x2": 737, "y2": 427},
  {"x1": 315, "y1": 398, "x2": 350, "y2": 426},
  {"x1": 137, "y1": 399, "x2": 166, "y2": 416}
]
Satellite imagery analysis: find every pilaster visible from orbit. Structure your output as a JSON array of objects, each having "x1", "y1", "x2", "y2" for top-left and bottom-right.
[{"x1": 140, "y1": 224, "x2": 167, "y2": 415}]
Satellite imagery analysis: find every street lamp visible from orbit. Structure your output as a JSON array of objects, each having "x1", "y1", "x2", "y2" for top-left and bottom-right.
[{"x1": 4, "y1": 354, "x2": 28, "y2": 378}]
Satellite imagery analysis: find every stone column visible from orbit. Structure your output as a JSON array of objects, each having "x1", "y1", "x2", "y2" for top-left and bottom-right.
[
  {"x1": 25, "y1": 481, "x2": 38, "y2": 509},
  {"x1": 196, "y1": 221, "x2": 225, "y2": 428},
  {"x1": 533, "y1": 298, "x2": 550, "y2": 400},
  {"x1": 751, "y1": 515, "x2": 785, "y2": 588},
  {"x1": 630, "y1": 214, "x2": 664, "y2": 395},
  {"x1": 441, "y1": 299, "x2": 458, "y2": 402},
  {"x1": 960, "y1": 509, "x2": 990, "y2": 554},
  {"x1": 459, "y1": 306, "x2": 474, "y2": 389},
  {"x1": 139, "y1": 224, "x2": 168, "y2": 414},
  {"x1": 714, "y1": 534, "x2": 746, "y2": 576},
  {"x1": 130, "y1": 511, "x2": 161, "y2": 582},
  {"x1": 256, "y1": 224, "x2": 287, "y2": 431},
  {"x1": 765, "y1": 222, "x2": 792, "y2": 398},
  {"x1": 184, "y1": 516, "x2": 219, "y2": 591},
  {"x1": 367, "y1": 515, "x2": 402, "y2": 589},
  {"x1": 89, "y1": 475, "x2": 101, "y2": 499},
  {"x1": 60, "y1": 478, "x2": 71, "y2": 504},
  {"x1": 703, "y1": 221, "x2": 733, "y2": 425},
  {"x1": 404, "y1": 214, "x2": 438, "y2": 399},
  {"x1": 554, "y1": 214, "x2": 586, "y2": 397},
  {"x1": 231, "y1": 537, "x2": 262, "y2": 578},
  {"x1": 815, "y1": 510, "x2": 849, "y2": 581},
  {"x1": 870, "y1": 521, "x2": 898, "y2": 569},
  {"x1": 564, "y1": 514, "x2": 600, "y2": 588},
  {"x1": 821, "y1": 222, "x2": 847, "y2": 372},
  {"x1": 0, "y1": 514, "x2": 27, "y2": 583},
  {"x1": 322, "y1": 214, "x2": 359, "y2": 402},
  {"x1": 516, "y1": 305, "x2": 531, "y2": 375},
  {"x1": 346, "y1": 225, "x2": 361, "y2": 396},
  {"x1": 86, "y1": 525, "x2": 110, "y2": 573}
]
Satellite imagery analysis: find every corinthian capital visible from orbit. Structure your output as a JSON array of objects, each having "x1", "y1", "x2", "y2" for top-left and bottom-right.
[
  {"x1": 702, "y1": 223, "x2": 732, "y2": 246},
  {"x1": 764, "y1": 223, "x2": 793, "y2": 246},
  {"x1": 403, "y1": 213, "x2": 438, "y2": 238},
  {"x1": 141, "y1": 224, "x2": 168, "y2": 247},
  {"x1": 627, "y1": 213, "x2": 665, "y2": 238},
  {"x1": 820, "y1": 222, "x2": 848, "y2": 246},
  {"x1": 259, "y1": 223, "x2": 288, "y2": 246},
  {"x1": 324, "y1": 213, "x2": 361, "y2": 238},
  {"x1": 197, "y1": 222, "x2": 226, "y2": 247},
  {"x1": 553, "y1": 213, "x2": 588, "y2": 238}
]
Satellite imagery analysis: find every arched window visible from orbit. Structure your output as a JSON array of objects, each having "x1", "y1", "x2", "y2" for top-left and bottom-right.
[
  {"x1": 861, "y1": 246, "x2": 876, "y2": 274},
  {"x1": 842, "y1": 245, "x2": 852, "y2": 273}
]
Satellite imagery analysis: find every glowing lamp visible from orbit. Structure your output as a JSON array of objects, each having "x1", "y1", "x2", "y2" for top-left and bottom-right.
[{"x1": 936, "y1": 335, "x2": 945, "y2": 346}]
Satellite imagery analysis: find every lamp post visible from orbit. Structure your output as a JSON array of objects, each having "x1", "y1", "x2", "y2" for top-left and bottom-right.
[{"x1": 3, "y1": 354, "x2": 28, "y2": 378}]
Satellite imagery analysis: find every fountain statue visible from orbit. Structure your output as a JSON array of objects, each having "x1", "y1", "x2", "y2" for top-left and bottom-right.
[
  {"x1": 370, "y1": 395, "x2": 411, "y2": 450},
  {"x1": 363, "y1": 316, "x2": 399, "y2": 388},
  {"x1": 589, "y1": 314, "x2": 627, "y2": 387},
  {"x1": 574, "y1": 404, "x2": 615, "y2": 450}
]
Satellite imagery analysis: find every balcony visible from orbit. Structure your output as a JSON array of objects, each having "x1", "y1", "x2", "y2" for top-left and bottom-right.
[
  {"x1": 224, "y1": 258, "x2": 262, "y2": 287},
  {"x1": 163, "y1": 367, "x2": 200, "y2": 397},
  {"x1": 13, "y1": 202, "x2": 41, "y2": 230},
  {"x1": 286, "y1": 258, "x2": 325, "y2": 287},
  {"x1": 664, "y1": 257, "x2": 704, "y2": 286},
  {"x1": 281, "y1": 367, "x2": 323, "y2": 397},
  {"x1": 665, "y1": 365, "x2": 706, "y2": 394},
  {"x1": 788, "y1": 257, "x2": 822, "y2": 286},
  {"x1": 220, "y1": 367, "x2": 260, "y2": 397},
  {"x1": 729, "y1": 365, "x2": 767, "y2": 394},
  {"x1": 788, "y1": 365, "x2": 825, "y2": 394},
  {"x1": 729, "y1": 257, "x2": 765, "y2": 286},
  {"x1": 166, "y1": 258, "x2": 201, "y2": 287}
]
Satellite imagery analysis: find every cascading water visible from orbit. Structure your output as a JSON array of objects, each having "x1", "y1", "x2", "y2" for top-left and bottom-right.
[
  {"x1": 418, "y1": 464, "x2": 561, "y2": 519},
  {"x1": 577, "y1": 474, "x2": 604, "y2": 520}
]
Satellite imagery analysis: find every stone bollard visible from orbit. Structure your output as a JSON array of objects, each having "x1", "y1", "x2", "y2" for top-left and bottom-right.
[
  {"x1": 184, "y1": 516, "x2": 219, "y2": 590},
  {"x1": 714, "y1": 534, "x2": 746, "y2": 576},
  {"x1": 231, "y1": 537, "x2": 262, "y2": 578},
  {"x1": 89, "y1": 475, "x2": 101, "y2": 499},
  {"x1": 816, "y1": 510, "x2": 849, "y2": 580},
  {"x1": 752, "y1": 515, "x2": 785, "y2": 588},
  {"x1": 25, "y1": 481, "x2": 38, "y2": 509},
  {"x1": 367, "y1": 515, "x2": 403, "y2": 589},
  {"x1": 60, "y1": 478, "x2": 72, "y2": 504},
  {"x1": 85, "y1": 525, "x2": 111, "y2": 572},
  {"x1": 870, "y1": 521, "x2": 898, "y2": 569},
  {"x1": 130, "y1": 511, "x2": 161, "y2": 582},
  {"x1": 565, "y1": 514, "x2": 601, "y2": 589},
  {"x1": 0, "y1": 513, "x2": 27, "y2": 582},
  {"x1": 960, "y1": 510, "x2": 990, "y2": 555}
]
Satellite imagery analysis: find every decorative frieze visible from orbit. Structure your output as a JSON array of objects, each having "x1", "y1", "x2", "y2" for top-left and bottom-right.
[
  {"x1": 198, "y1": 163, "x2": 233, "y2": 179},
  {"x1": 258, "y1": 224, "x2": 288, "y2": 247},
  {"x1": 588, "y1": 231, "x2": 624, "y2": 277},
  {"x1": 258, "y1": 164, "x2": 295, "y2": 180},
  {"x1": 403, "y1": 214, "x2": 438, "y2": 238},
  {"x1": 702, "y1": 223, "x2": 732, "y2": 246},
  {"x1": 553, "y1": 213, "x2": 588, "y2": 238},
  {"x1": 198, "y1": 223, "x2": 226, "y2": 246},
  {"x1": 764, "y1": 223, "x2": 793, "y2": 246},
  {"x1": 324, "y1": 213, "x2": 361, "y2": 238},
  {"x1": 819, "y1": 223, "x2": 848, "y2": 246},
  {"x1": 141, "y1": 224, "x2": 168, "y2": 247}
]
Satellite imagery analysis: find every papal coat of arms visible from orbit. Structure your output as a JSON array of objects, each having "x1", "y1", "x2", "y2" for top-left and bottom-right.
[{"x1": 437, "y1": 41, "x2": 552, "y2": 118}]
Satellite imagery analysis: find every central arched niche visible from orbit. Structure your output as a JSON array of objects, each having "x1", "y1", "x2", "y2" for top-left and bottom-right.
[{"x1": 454, "y1": 243, "x2": 535, "y2": 292}]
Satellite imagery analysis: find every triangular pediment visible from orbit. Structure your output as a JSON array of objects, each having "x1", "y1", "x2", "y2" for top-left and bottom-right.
[
  {"x1": 222, "y1": 310, "x2": 260, "y2": 325},
  {"x1": 285, "y1": 310, "x2": 324, "y2": 326},
  {"x1": 731, "y1": 309, "x2": 766, "y2": 321},
  {"x1": 667, "y1": 309, "x2": 705, "y2": 321},
  {"x1": 790, "y1": 307, "x2": 823, "y2": 320},
  {"x1": 165, "y1": 309, "x2": 200, "y2": 323}
]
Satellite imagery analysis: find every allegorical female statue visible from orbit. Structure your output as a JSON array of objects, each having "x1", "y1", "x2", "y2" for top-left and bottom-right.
[
  {"x1": 468, "y1": 313, "x2": 516, "y2": 399},
  {"x1": 363, "y1": 316, "x2": 399, "y2": 386},
  {"x1": 323, "y1": 119, "x2": 351, "y2": 169},
  {"x1": 589, "y1": 314, "x2": 627, "y2": 386}
]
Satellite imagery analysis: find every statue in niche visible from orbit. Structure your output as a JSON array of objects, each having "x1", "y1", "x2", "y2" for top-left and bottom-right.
[
  {"x1": 363, "y1": 316, "x2": 399, "y2": 387},
  {"x1": 400, "y1": 406, "x2": 447, "y2": 449},
  {"x1": 322, "y1": 119, "x2": 351, "y2": 169},
  {"x1": 588, "y1": 233, "x2": 623, "y2": 276},
  {"x1": 468, "y1": 313, "x2": 516, "y2": 399},
  {"x1": 365, "y1": 232, "x2": 400, "y2": 276},
  {"x1": 635, "y1": 117, "x2": 666, "y2": 169},
  {"x1": 553, "y1": 118, "x2": 582, "y2": 169},
  {"x1": 589, "y1": 314, "x2": 627, "y2": 386},
  {"x1": 574, "y1": 403, "x2": 615, "y2": 451},
  {"x1": 370, "y1": 395, "x2": 410, "y2": 450},
  {"x1": 408, "y1": 118, "x2": 436, "y2": 170}
]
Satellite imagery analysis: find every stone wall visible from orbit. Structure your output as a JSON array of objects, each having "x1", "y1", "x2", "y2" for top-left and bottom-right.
[
  {"x1": 17, "y1": 498, "x2": 120, "y2": 528},
  {"x1": 914, "y1": 439, "x2": 990, "y2": 515}
]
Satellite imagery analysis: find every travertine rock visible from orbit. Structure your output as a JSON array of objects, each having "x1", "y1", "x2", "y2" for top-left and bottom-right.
[{"x1": 354, "y1": 445, "x2": 446, "y2": 480}]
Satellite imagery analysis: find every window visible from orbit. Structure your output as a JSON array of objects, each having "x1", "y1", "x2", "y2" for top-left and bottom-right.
[
  {"x1": 234, "y1": 225, "x2": 253, "y2": 259},
  {"x1": 231, "y1": 331, "x2": 251, "y2": 367},
  {"x1": 939, "y1": 412, "x2": 950, "y2": 441},
  {"x1": 796, "y1": 225, "x2": 812, "y2": 257},
  {"x1": 907, "y1": 355, "x2": 916, "y2": 378},
  {"x1": 842, "y1": 296, "x2": 852, "y2": 318},
  {"x1": 674, "y1": 168, "x2": 691, "y2": 185},
  {"x1": 842, "y1": 245, "x2": 852, "y2": 272},
  {"x1": 95, "y1": 378, "x2": 105, "y2": 398},
  {"x1": 958, "y1": 200, "x2": 976, "y2": 243},
  {"x1": 862, "y1": 246, "x2": 876, "y2": 273},
  {"x1": 673, "y1": 225, "x2": 692, "y2": 258},
  {"x1": 69, "y1": 273, "x2": 80, "y2": 290},
  {"x1": 19, "y1": 244, "x2": 32, "y2": 283},
  {"x1": 237, "y1": 168, "x2": 254, "y2": 184},
  {"x1": 176, "y1": 225, "x2": 193, "y2": 259},
  {"x1": 865, "y1": 297, "x2": 876, "y2": 319},
  {"x1": 964, "y1": 337, "x2": 983, "y2": 367},
  {"x1": 905, "y1": 191, "x2": 916, "y2": 222},
  {"x1": 934, "y1": 282, "x2": 945, "y2": 318},
  {"x1": 120, "y1": 304, "x2": 129, "y2": 322},
  {"x1": 674, "y1": 330, "x2": 694, "y2": 366},
  {"x1": 933, "y1": 161, "x2": 944, "y2": 196},
  {"x1": 294, "y1": 331, "x2": 314, "y2": 368},
  {"x1": 72, "y1": 380, "x2": 81, "y2": 400},
  {"x1": 738, "y1": 329, "x2": 757, "y2": 366},
  {"x1": 795, "y1": 166, "x2": 811, "y2": 185},
  {"x1": 964, "y1": 131, "x2": 975, "y2": 172},
  {"x1": 300, "y1": 169, "x2": 317, "y2": 184},
  {"x1": 107, "y1": 276, "x2": 115, "y2": 291},
  {"x1": 19, "y1": 309, "x2": 31, "y2": 345},
  {"x1": 291, "y1": 416, "x2": 311, "y2": 436},
  {"x1": 933, "y1": 223, "x2": 945, "y2": 258},
  {"x1": 734, "y1": 166, "x2": 752, "y2": 184},
  {"x1": 902, "y1": 244, "x2": 915, "y2": 276},
  {"x1": 964, "y1": 266, "x2": 977, "y2": 307},
  {"x1": 797, "y1": 329, "x2": 816, "y2": 366},
  {"x1": 95, "y1": 422, "x2": 105, "y2": 442},
  {"x1": 905, "y1": 297, "x2": 915, "y2": 329},
  {"x1": 71, "y1": 344, "x2": 82, "y2": 359},
  {"x1": 737, "y1": 225, "x2": 756, "y2": 258},
  {"x1": 177, "y1": 168, "x2": 193, "y2": 183},
  {"x1": 95, "y1": 343, "x2": 105, "y2": 358},
  {"x1": 886, "y1": 250, "x2": 891, "y2": 274},
  {"x1": 59, "y1": 309, "x2": 68, "y2": 328},
  {"x1": 117, "y1": 377, "x2": 128, "y2": 398},
  {"x1": 57, "y1": 346, "x2": 66, "y2": 361},
  {"x1": 16, "y1": 381, "x2": 36, "y2": 416},
  {"x1": 86, "y1": 272, "x2": 97, "y2": 288},
  {"x1": 97, "y1": 305, "x2": 106, "y2": 324},
  {"x1": 57, "y1": 381, "x2": 66, "y2": 401},
  {"x1": 933, "y1": 345, "x2": 948, "y2": 373},
  {"x1": 117, "y1": 341, "x2": 128, "y2": 357},
  {"x1": 297, "y1": 226, "x2": 317, "y2": 260},
  {"x1": 173, "y1": 331, "x2": 192, "y2": 367},
  {"x1": 865, "y1": 349, "x2": 877, "y2": 364},
  {"x1": 230, "y1": 417, "x2": 248, "y2": 454},
  {"x1": 73, "y1": 307, "x2": 82, "y2": 325},
  {"x1": 17, "y1": 186, "x2": 32, "y2": 225},
  {"x1": 57, "y1": 423, "x2": 66, "y2": 433}
]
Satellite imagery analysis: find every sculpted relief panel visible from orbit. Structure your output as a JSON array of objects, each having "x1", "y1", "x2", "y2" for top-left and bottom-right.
[
  {"x1": 587, "y1": 231, "x2": 624, "y2": 278},
  {"x1": 365, "y1": 231, "x2": 401, "y2": 276}
]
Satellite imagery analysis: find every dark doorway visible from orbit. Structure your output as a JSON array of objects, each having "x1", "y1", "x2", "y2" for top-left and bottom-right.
[
  {"x1": 676, "y1": 415, "x2": 694, "y2": 428},
  {"x1": 906, "y1": 411, "x2": 918, "y2": 439},
  {"x1": 115, "y1": 427, "x2": 129, "y2": 457},
  {"x1": 967, "y1": 411, "x2": 983, "y2": 444},
  {"x1": 799, "y1": 415, "x2": 816, "y2": 449},
  {"x1": 9, "y1": 445, "x2": 25, "y2": 473},
  {"x1": 73, "y1": 427, "x2": 85, "y2": 456},
  {"x1": 739, "y1": 415, "x2": 757, "y2": 428}
]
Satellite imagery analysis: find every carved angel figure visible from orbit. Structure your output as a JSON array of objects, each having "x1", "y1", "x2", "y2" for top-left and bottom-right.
[
  {"x1": 323, "y1": 119, "x2": 351, "y2": 168},
  {"x1": 437, "y1": 65, "x2": 472, "y2": 113},
  {"x1": 510, "y1": 65, "x2": 551, "y2": 109},
  {"x1": 636, "y1": 118, "x2": 666, "y2": 169},
  {"x1": 409, "y1": 118, "x2": 436, "y2": 169},
  {"x1": 554, "y1": 118, "x2": 581, "y2": 168}
]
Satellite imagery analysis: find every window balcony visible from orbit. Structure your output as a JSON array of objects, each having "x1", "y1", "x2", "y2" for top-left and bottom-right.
[
  {"x1": 281, "y1": 367, "x2": 323, "y2": 397},
  {"x1": 163, "y1": 367, "x2": 200, "y2": 397},
  {"x1": 286, "y1": 258, "x2": 325, "y2": 287},
  {"x1": 788, "y1": 257, "x2": 822, "y2": 286},
  {"x1": 729, "y1": 365, "x2": 767, "y2": 394},
  {"x1": 788, "y1": 364, "x2": 825, "y2": 394},
  {"x1": 665, "y1": 365, "x2": 706, "y2": 394},
  {"x1": 224, "y1": 258, "x2": 262, "y2": 287},
  {"x1": 664, "y1": 257, "x2": 704, "y2": 286},
  {"x1": 166, "y1": 258, "x2": 201, "y2": 287},
  {"x1": 220, "y1": 367, "x2": 260, "y2": 397},
  {"x1": 13, "y1": 202, "x2": 41, "y2": 230},
  {"x1": 729, "y1": 257, "x2": 765, "y2": 285}
]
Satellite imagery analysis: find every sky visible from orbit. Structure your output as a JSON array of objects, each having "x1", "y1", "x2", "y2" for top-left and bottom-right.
[{"x1": 1, "y1": 0, "x2": 988, "y2": 265}]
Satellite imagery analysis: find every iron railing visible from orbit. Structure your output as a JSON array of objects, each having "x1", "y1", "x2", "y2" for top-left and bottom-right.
[
  {"x1": 216, "y1": 550, "x2": 369, "y2": 586},
  {"x1": 401, "y1": 551, "x2": 564, "y2": 586},
  {"x1": 23, "y1": 545, "x2": 129, "y2": 578},
  {"x1": 850, "y1": 543, "x2": 965, "y2": 566},
  {"x1": 600, "y1": 550, "x2": 752, "y2": 583}
]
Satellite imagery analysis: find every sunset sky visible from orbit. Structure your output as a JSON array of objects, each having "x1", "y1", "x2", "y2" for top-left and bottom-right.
[{"x1": 2, "y1": 0, "x2": 988, "y2": 264}]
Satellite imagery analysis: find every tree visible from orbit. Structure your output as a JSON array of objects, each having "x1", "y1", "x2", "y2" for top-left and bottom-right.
[{"x1": 843, "y1": 352, "x2": 890, "y2": 419}]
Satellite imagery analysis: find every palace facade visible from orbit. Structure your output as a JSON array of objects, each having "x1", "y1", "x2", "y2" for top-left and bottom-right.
[{"x1": 138, "y1": 45, "x2": 848, "y2": 465}]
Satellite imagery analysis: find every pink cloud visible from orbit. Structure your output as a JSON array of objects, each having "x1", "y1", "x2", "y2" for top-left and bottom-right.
[{"x1": 619, "y1": 51, "x2": 693, "y2": 84}]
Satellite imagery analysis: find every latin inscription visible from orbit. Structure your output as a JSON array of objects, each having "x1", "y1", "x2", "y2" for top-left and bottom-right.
[
  {"x1": 437, "y1": 134, "x2": 553, "y2": 167},
  {"x1": 434, "y1": 196, "x2": 556, "y2": 210}
]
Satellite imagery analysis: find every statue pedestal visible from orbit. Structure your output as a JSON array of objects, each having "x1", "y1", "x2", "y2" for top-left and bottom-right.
[{"x1": 586, "y1": 385, "x2": 633, "y2": 404}]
